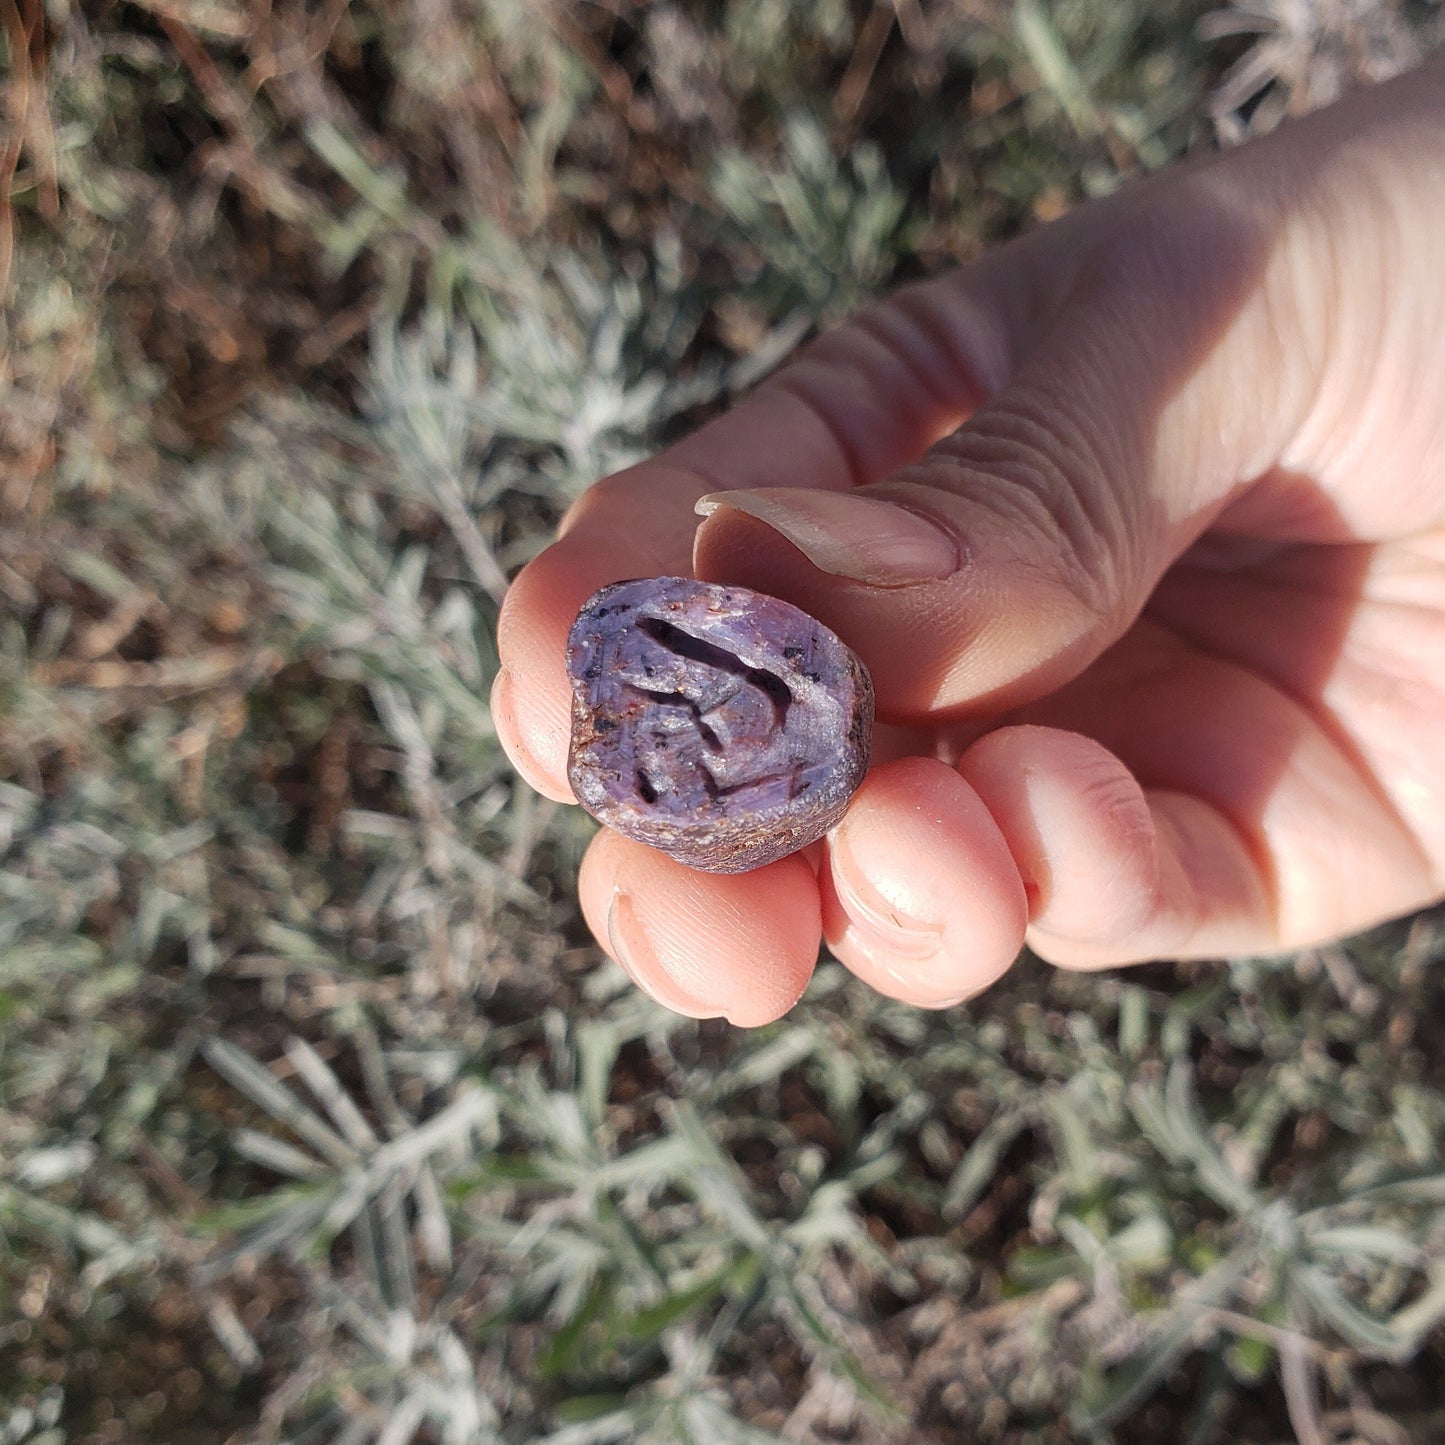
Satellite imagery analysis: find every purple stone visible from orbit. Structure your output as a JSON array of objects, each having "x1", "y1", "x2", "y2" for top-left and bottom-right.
[{"x1": 565, "y1": 577, "x2": 873, "y2": 873}]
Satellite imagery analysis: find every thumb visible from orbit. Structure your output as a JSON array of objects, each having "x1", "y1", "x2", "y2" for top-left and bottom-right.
[{"x1": 693, "y1": 123, "x2": 1368, "y2": 719}]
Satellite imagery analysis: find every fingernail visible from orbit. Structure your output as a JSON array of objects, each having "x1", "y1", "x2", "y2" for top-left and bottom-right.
[
  {"x1": 829, "y1": 840, "x2": 945, "y2": 963},
  {"x1": 606, "y1": 889, "x2": 725, "y2": 1020},
  {"x1": 829, "y1": 849, "x2": 975, "y2": 1008},
  {"x1": 695, "y1": 489, "x2": 959, "y2": 587}
]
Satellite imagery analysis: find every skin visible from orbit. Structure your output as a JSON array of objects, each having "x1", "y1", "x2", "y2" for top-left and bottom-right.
[{"x1": 494, "y1": 55, "x2": 1445, "y2": 1026}]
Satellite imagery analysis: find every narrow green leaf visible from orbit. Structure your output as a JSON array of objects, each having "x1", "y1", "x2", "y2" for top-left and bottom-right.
[{"x1": 621, "y1": 1258, "x2": 751, "y2": 1345}]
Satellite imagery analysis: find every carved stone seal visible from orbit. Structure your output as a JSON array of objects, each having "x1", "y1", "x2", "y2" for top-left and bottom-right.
[{"x1": 565, "y1": 576, "x2": 873, "y2": 872}]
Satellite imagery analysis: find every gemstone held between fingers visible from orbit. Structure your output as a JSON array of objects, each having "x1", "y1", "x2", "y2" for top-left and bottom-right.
[{"x1": 565, "y1": 576, "x2": 874, "y2": 872}]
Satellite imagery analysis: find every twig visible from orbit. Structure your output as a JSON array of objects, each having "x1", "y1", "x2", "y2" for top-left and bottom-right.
[
  {"x1": 31, "y1": 645, "x2": 275, "y2": 691},
  {"x1": 141, "y1": 1, "x2": 323, "y2": 232},
  {"x1": 1199, "y1": 1306, "x2": 1341, "y2": 1366},
  {"x1": 835, "y1": 2, "x2": 895, "y2": 124},
  {"x1": 0, "y1": 0, "x2": 50, "y2": 303},
  {"x1": 432, "y1": 466, "x2": 511, "y2": 605},
  {"x1": 1280, "y1": 1327, "x2": 1331, "y2": 1445}
]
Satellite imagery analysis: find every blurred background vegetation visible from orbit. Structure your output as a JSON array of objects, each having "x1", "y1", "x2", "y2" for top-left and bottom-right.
[{"x1": 3, "y1": 1, "x2": 1445, "y2": 1442}]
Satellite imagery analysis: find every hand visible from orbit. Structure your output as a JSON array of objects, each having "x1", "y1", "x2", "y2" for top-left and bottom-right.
[{"x1": 493, "y1": 56, "x2": 1445, "y2": 1026}]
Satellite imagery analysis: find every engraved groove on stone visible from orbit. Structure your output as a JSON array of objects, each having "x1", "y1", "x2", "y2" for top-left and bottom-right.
[
  {"x1": 635, "y1": 617, "x2": 793, "y2": 727},
  {"x1": 624, "y1": 687, "x2": 724, "y2": 751}
]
